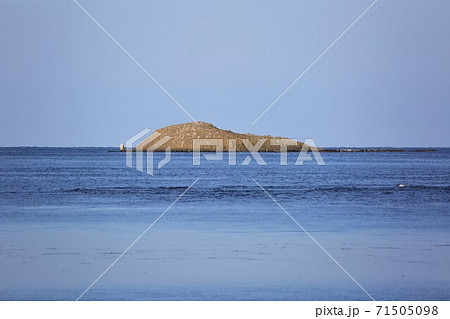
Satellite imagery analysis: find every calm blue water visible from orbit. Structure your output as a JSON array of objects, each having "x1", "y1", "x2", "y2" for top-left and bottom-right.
[{"x1": 0, "y1": 147, "x2": 449, "y2": 300}]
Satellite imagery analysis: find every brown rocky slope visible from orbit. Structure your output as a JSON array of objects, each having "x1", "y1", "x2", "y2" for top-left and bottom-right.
[
  {"x1": 133, "y1": 121, "x2": 308, "y2": 152},
  {"x1": 123, "y1": 122, "x2": 434, "y2": 152}
]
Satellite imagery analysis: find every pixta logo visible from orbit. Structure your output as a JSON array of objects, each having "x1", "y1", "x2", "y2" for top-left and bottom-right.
[
  {"x1": 192, "y1": 138, "x2": 325, "y2": 166},
  {"x1": 125, "y1": 128, "x2": 171, "y2": 176},
  {"x1": 124, "y1": 129, "x2": 325, "y2": 176}
]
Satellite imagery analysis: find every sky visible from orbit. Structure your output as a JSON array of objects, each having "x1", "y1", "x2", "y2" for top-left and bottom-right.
[{"x1": 0, "y1": 0, "x2": 449, "y2": 147}]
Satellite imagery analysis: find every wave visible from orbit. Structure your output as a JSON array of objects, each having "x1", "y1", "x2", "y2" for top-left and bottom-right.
[
  {"x1": 1, "y1": 185, "x2": 449, "y2": 204},
  {"x1": 2, "y1": 184, "x2": 450, "y2": 194}
]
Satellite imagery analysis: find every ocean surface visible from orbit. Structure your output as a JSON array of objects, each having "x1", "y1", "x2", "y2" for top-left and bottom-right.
[{"x1": 0, "y1": 147, "x2": 449, "y2": 301}]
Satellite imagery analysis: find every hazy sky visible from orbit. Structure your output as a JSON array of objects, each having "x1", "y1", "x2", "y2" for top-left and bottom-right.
[{"x1": 1, "y1": 0, "x2": 449, "y2": 147}]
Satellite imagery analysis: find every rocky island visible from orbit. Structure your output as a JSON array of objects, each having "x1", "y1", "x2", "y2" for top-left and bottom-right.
[{"x1": 121, "y1": 122, "x2": 434, "y2": 152}]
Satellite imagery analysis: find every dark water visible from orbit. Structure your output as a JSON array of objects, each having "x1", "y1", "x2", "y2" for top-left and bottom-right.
[{"x1": 0, "y1": 147, "x2": 449, "y2": 300}]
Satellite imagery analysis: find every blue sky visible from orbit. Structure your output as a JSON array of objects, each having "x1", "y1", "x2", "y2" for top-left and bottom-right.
[{"x1": 1, "y1": 0, "x2": 449, "y2": 147}]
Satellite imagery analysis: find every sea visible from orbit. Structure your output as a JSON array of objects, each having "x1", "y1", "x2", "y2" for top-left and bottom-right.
[{"x1": 0, "y1": 147, "x2": 449, "y2": 300}]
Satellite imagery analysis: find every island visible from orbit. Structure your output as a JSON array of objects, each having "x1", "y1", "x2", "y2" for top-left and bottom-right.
[{"x1": 120, "y1": 122, "x2": 435, "y2": 152}]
